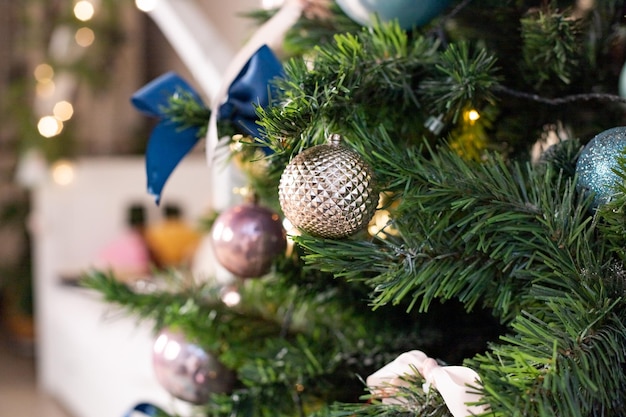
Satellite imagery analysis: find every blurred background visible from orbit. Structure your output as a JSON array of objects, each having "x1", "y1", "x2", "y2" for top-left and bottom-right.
[{"x1": 0, "y1": 1, "x2": 265, "y2": 416}]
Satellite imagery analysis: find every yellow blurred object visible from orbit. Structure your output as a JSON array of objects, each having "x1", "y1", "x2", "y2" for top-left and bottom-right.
[
  {"x1": 368, "y1": 192, "x2": 401, "y2": 239},
  {"x1": 145, "y1": 204, "x2": 201, "y2": 268},
  {"x1": 449, "y1": 107, "x2": 489, "y2": 161}
]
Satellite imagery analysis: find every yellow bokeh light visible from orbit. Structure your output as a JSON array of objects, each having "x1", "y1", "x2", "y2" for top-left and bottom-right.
[
  {"x1": 53, "y1": 101, "x2": 74, "y2": 121},
  {"x1": 75, "y1": 27, "x2": 95, "y2": 47},
  {"x1": 37, "y1": 116, "x2": 63, "y2": 138},
  {"x1": 135, "y1": 0, "x2": 158, "y2": 12},
  {"x1": 51, "y1": 160, "x2": 76, "y2": 186},
  {"x1": 74, "y1": 1, "x2": 95, "y2": 21},
  {"x1": 467, "y1": 109, "x2": 481, "y2": 122},
  {"x1": 34, "y1": 63, "x2": 54, "y2": 82}
]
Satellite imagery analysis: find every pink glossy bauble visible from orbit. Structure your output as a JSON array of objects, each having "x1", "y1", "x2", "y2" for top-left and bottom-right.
[
  {"x1": 211, "y1": 203, "x2": 286, "y2": 278},
  {"x1": 152, "y1": 328, "x2": 235, "y2": 404}
]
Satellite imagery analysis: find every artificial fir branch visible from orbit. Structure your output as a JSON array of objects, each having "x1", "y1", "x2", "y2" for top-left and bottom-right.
[
  {"x1": 520, "y1": 5, "x2": 583, "y2": 89},
  {"x1": 257, "y1": 22, "x2": 450, "y2": 162},
  {"x1": 418, "y1": 41, "x2": 501, "y2": 121},
  {"x1": 82, "y1": 268, "x2": 469, "y2": 415},
  {"x1": 162, "y1": 91, "x2": 211, "y2": 138},
  {"x1": 294, "y1": 128, "x2": 626, "y2": 415},
  {"x1": 329, "y1": 377, "x2": 452, "y2": 417},
  {"x1": 86, "y1": 2, "x2": 626, "y2": 416},
  {"x1": 595, "y1": 152, "x2": 626, "y2": 261}
]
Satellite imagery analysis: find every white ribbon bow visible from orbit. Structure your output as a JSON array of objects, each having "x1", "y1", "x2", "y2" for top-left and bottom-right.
[{"x1": 366, "y1": 350, "x2": 488, "y2": 417}]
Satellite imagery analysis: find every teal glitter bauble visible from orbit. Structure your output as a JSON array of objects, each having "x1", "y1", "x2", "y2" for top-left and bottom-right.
[
  {"x1": 575, "y1": 127, "x2": 626, "y2": 209},
  {"x1": 336, "y1": 0, "x2": 451, "y2": 29}
]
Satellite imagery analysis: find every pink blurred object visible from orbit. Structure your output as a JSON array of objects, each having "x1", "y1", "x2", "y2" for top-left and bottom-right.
[{"x1": 94, "y1": 231, "x2": 151, "y2": 279}]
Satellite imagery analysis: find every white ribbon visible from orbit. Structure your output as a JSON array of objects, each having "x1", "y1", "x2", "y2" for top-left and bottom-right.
[
  {"x1": 366, "y1": 350, "x2": 488, "y2": 417},
  {"x1": 205, "y1": 0, "x2": 305, "y2": 165}
]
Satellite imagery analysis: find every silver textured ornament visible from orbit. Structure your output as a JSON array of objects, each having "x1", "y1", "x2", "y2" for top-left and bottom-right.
[
  {"x1": 279, "y1": 134, "x2": 377, "y2": 239},
  {"x1": 576, "y1": 127, "x2": 626, "y2": 209}
]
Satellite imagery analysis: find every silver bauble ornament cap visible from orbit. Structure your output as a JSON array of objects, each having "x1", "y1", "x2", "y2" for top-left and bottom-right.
[{"x1": 279, "y1": 134, "x2": 378, "y2": 239}]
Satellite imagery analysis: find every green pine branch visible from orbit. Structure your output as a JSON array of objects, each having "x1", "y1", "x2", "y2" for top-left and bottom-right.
[
  {"x1": 290, "y1": 122, "x2": 626, "y2": 415},
  {"x1": 81, "y1": 268, "x2": 455, "y2": 416}
]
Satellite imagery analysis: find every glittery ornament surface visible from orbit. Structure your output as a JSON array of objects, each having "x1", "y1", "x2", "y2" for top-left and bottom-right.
[
  {"x1": 575, "y1": 126, "x2": 626, "y2": 209},
  {"x1": 279, "y1": 135, "x2": 377, "y2": 239}
]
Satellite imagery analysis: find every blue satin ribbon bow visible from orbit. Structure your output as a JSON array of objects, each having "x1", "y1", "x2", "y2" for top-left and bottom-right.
[
  {"x1": 131, "y1": 72, "x2": 204, "y2": 205},
  {"x1": 131, "y1": 45, "x2": 283, "y2": 205},
  {"x1": 219, "y1": 44, "x2": 284, "y2": 140}
]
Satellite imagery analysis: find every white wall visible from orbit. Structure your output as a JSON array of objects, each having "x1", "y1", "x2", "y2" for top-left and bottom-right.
[{"x1": 32, "y1": 156, "x2": 230, "y2": 417}]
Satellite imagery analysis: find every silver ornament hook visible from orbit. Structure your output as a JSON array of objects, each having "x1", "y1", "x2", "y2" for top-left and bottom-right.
[{"x1": 328, "y1": 133, "x2": 342, "y2": 146}]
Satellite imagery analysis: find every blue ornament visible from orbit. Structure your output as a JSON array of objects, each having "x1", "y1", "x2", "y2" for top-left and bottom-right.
[
  {"x1": 575, "y1": 127, "x2": 626, "y2": 209},
  {"x1": 336, "y1": 0, "x2": 451, "y2": 29}
]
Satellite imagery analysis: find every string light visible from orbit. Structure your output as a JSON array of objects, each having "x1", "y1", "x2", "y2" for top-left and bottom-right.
[
  {"x1": 368, "y1": 193, "x2": 400, "y2": 239},
  {"x1": 37, "y1": 116, "x2": 63, "y2": 138},
  {"x1": 135, "y1": 0, "x2": 158, "y2": 12},
  {"x1": 34, "y1": 63, "x2": 54, "y2": 82},
  {"x1": 282, "y1": 218, "x2": 299, "y2": 257},
  {"x1": 34, "y1": 63, "x2": 56, "y2": 98},
  {"x1": 51, "y1": 160, "x2": 76, "y2": 186},
  {"x1": 75, "y1": 27, "x2": 95, "y2": 47},
  {"x1": 53, "y1": 101, "x2": 74, "y2": 121},
  {"x1": 262, "y1": 0, "x2": 285, "y2": 9},
  {"x1": 220, "y1": 285, "x2": 242, "y2": 307},
  {"x1": 36, "y1": 80, "x2": 56, "y2": 98},
  {"x1": 467, "y1": 109, "x2": 481, "y2": 123},
  {"x1": 74, "y1": 0, "x2": 95, "y2": 21}
]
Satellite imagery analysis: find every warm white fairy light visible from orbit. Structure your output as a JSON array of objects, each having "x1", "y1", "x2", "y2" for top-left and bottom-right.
[
  {"x1": 262, "y1": 0, "x2": 285, "y2": 9},
  {"x1": 37, "y1": 116, "x2": 63, "y2": 138},
  {"x1": 74, "y1": 0, "x2": 95, "y2": 21},
  {"x1": 34, "y1": 63, "x2": 56, "y2": 98},
  {"x1": 53, "y1": 101, "x2": 74, "y2": 121},
  {"x1": 282, "y1": 218, "x2": 299, "y2": 257},
  {"x1": 75, "y1": 27, "x2": 95, "y2": 47},
  {"x1": 220, "y1": 286, "x2": 242, "y2": 307},
  {"x1": 51, "y1": 160, "x2": 76, "y2": 186},
  {"x1": 467, "y1": 109, "x2": 480, "y2": 122},
  {"x1": 36, "y1": 79, "x2": 56, "y2": 98},
  {"x1": 34, "y1": 63, "x2": 54, "y2": 82},
  {"x1": 135, "y1": 0, "x2": 158, "y2": 12}
]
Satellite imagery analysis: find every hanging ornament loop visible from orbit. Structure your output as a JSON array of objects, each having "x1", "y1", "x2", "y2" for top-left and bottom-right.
[{"x1": 328, "y1": 133, "x2": 342, "y2": 146}]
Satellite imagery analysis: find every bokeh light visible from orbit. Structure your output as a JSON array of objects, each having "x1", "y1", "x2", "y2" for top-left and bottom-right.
[
  {"x1": 53, "y1": 101, "x2": 74, "y2": 121},
  {"x1": 36, "y1": 80, "x2": 56, "y2": 98},
  {"x1": 75, "y1": 27, "x2": 95, "y2": 47},
  {"x1": 37, "y1": 116, "x2": 63, "y2": 138},
  {"x1": 467, "y1": 109, "x2": 481, "y2": 122},
  {"x1": 34, "y1": 63, "x2": 54, "y2": 82},
  {"x1": 262, "y1": 0, "x2": 284, "y2": 9},
  {"x1": 74, "y1": 1, "x2": 95, "y2": 21},
  {"x1": 51, "y1": 160, "x2": 76, "y2": 186},
  {"x1": 135, "y1": 0, "x2": 158, "y2": 12}
]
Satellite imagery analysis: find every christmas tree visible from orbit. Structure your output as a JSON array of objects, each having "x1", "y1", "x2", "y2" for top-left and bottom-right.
[{"x1": 85, "y1": 1, "x2": 626, "y2": 416}]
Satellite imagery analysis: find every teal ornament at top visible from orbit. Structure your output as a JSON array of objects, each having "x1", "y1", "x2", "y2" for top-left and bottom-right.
[
  {"x1": 575, "y1": 126, "x2": 626, "y2": 209},
  {"x1": 336, "y1": 0, "x2": 451, "y2": 29},
  {"x1": 619, "y1": 61, "x2": 626, "y2": 98}
]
